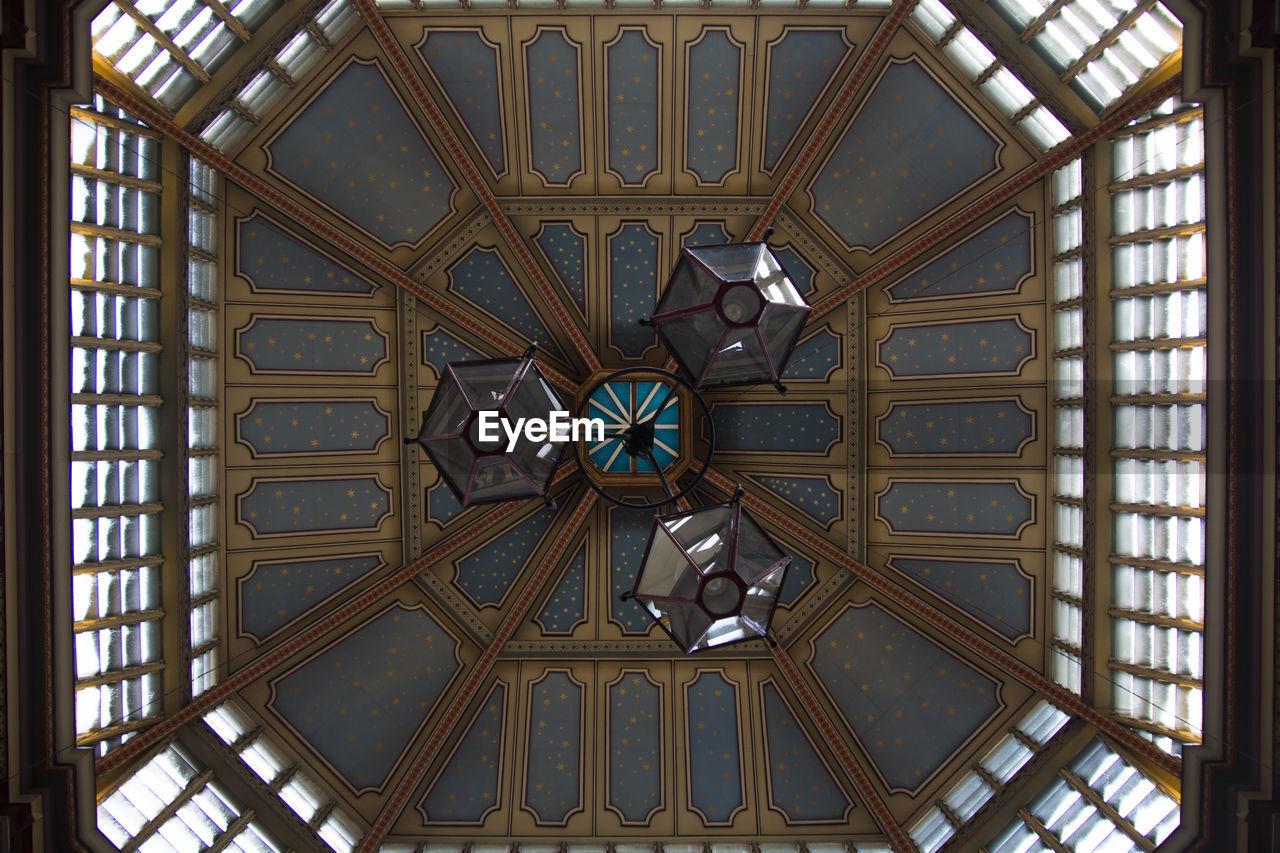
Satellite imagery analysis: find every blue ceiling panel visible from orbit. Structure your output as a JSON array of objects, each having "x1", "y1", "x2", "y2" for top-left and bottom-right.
[
  {"x1": 686, "y1": 29, "x2": 741, "y2": 184},
  {"x1": 420, "y1": 682, "x2": 507, "y2": 823},
  {"x1": 686, "y1": 671, "x2": 744, "y2": 825},
  {"x1": 523, "y1": 671, "x2": 583, "y2": 824},
  {"x1": 606, "y1": 29, "x2": 660, "y2": 185},
  {"x1": 885, "y1": 208, "x2": 1034, "y2": 302},
  {"x1": 525, "y1": 28, "x2": 583, "y2": 185},
  {"x1": 239, "y1": 553, "x2": 382, "y2": 642},
  {"x1": 420, "y1": 29, "x2": 506, "y2": 175},
  {"x1": 607, "y1": 672, "x2": 663, "y2": 823},
  {"x1": 877, "y1": 399, "x2": 1034, "y2": 455},
  {"x1": 888, "y1": 556, "x2": 1031, "y2": 640},
  {"x1": 760, "y1": 681, "x2": 852, "y2": 821},
  {"x1": 236, "y1": 213, "x2": 374, "y2": 295},
  {"x1": 762, "y1": 28, "x2": 851, "y2": 172},
  {"x1": 876, "y1": 480, "x2": 1034, "y2": 536}
]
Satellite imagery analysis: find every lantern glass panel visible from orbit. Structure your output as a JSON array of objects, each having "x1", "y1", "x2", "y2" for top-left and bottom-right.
[
  {"x1": 655, "y1": 258, "x2": 719, "y2": 315},
  {"x1": 665, "y1": 506, "x2": 732, "y2": 574},
  {"x1": 424, "y1": 388, "x2": 471, "y2": 437},
  {"x1": 452, "y1": 359, "x2": 517, "y2": 409},
  {"x1": 735, "y1": 512, "x2": 788, "y2": 584},
  {"x1": 707, "y1": 327, "x2": 772, "y2": 385},
  {"x1": 650, "y1": 599, "x2": 712, "y2": 650},
  {"x1": 694, "y1": 616, "x2": 755, "y2": 651},
  {"x1": 504, "y1": 370, "x2": 563, "y2": 480},
  {"x1": 636, "y1": 526, "x2": 700, "y2": 600},
  {"x1": 688, "y1": 243, "x2": 764, "y2": 282},
  {"x1": 755, "y1": 254, "x2": 805, "y2": 306},
  {"x1": 758, "y1": 304, "x2": 809, "y2": 371},
  {"x1": 660, "y1": 311, "x2": 726, "y2": 380},
  {"x1": 468, "y1": 455, "x2": 532, "y2": 502}
]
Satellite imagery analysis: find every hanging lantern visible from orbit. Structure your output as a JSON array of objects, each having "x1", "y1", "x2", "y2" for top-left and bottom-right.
[
  {"x1": 648, "y1": 238, "x2": 811, "y2": 390},
  {"x1": 410, "y1": 350, "x2": 563, "y2": 506},
  {"x1": 631, "y1": 490, "x2": 790, "y2": 652}
]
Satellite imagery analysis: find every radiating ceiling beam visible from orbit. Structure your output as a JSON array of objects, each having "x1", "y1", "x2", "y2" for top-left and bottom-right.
[
  {"x1": 807, "y1": 73, "x2": 1182, "y2": 318},
  {"x1": 747, "y1": 0, "x2": 916, "y2": 242},
  {"x1": 703, "y1": 469, "x2": 1183, "y2": 778},
  {"x1": 91, "y1": 76, "x2": 578, "y2": 392},
  {"x1": 359, "y1": 489, "x2": 599, "y2": 851},
  {"x1": 769, "y1": 645, "x2": 916, "y2": 853},
  {"x1": 355, "y1": 0, "x2": 601, "y2": 376},
  {"x1": 94, "y1": 464, "x2": 579, "y2": 778}
]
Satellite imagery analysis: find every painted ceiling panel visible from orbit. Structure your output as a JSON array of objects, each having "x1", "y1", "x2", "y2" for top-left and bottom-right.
[
  {"x1": 535, "y1": 223, "x2": 588, "y2": 315},
  {"x1": 887, "y1": 555, "x2": 1032, "y2": 640},
  {"x1": 709, "y1": 403, "x2": 840, "y2": 453},
  {"x1": 759, "y1": 680, "x2": 853, "y2": 822},
  {"x1": 235, "y1": 399, "x2": 390, "y2": 456},
  {"x1": 523, "y1": 670, "x2": 584, "y2": 824},
  {"x1": 419, "y1": 29, "x2": 506, "y2": 176},
  {"x1": 610, "y1": 507, "x2": 656, "y2": 634},
  {"x1": 884, "y1": 208, "x2": 1034, "y2": 302},
  {"x1": 784, "y1": 327, "x2": 842, "y2": 381},
  {"x1": 237, "y1": 474, "x2": 391, "y2": 537},
  {"x1": 686, "y1": 28, "x2": 742, "y2": 185},
  {"x1": 265, "y1": 60, "x2": 457, "y2": 247},
  {"x1": 419, "y1": 682, "x2": 506, "y2": 823},
  {"x1": 762, "y1": 28, "x2": 852, "y2": 172},
  {"x1": 606, "y1": 28, "x2": 661, "y2": 186},
  {"x1": 772, "y1": 243, "x2": 817, "y2": 297},
  {"x1": 236, "y1": 212, "x2": 375, "y2": 295},
  {"x1": 534, "y1": 543, "x2": 587, "y2": 635},
  {"x1": 748, "y1": 475, "x2": 842, "y2": 528},
  {"x1": 607, "y1": 671, "x2": 663, "y2": 823},
  {"x1": 809, "y1": 58, "x2": 1000, "y2": 251},
  {"x1": 425, "y1": 479, "x2": 463, "y2": 528},
  {"x1": 447, "y1": 246, "x2": 564, "y2": 359},
  {"x1": 809, "y1": 603, "x2": 1002, "y2": 791},
  {"x1": 234, "y1": 315, "x2": 389, "y2": 374},
  {"x1": 523, "y1": 27, "x2": 584, "y2": 186},
  {"x1": 453, "y1": 504, "x2": 557, "y2": 607},
  {"x1": 876, "y1": 398, "x2": 1035, "y2": 455},
  {"x1": 682, "y1": 220, "x2": 732, "y2": 247},
  {"x1": 270, "y1": 604, "x2": 461, "y2": 791},
  {"x1": 422, "y1": 326, "x2": 484, "y2": 377},
  {"x1": 238, "y1": 553, "x2": 383, "y2": 642},
  {"x1": 876, "y1": 317, "x2": 1034, "y2": 377},
  {"x1": 686, "y1": 671, "x2": 745, "y2": 825},
  {"x1": 777, "y1": 547, "x2": 816, "y2": 608},
  {"x1": 608, "y1": 222, "x2": 661, "y2": 358},
  {"x1": 875, "y1": 480, "x2": 1034, "y2": 537}
]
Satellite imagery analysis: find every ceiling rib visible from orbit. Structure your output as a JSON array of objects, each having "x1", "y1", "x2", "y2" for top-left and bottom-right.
[
  {"x1": 746, "y1": 0, "x2": 915, "y2": 243},
  {"x1": 356, "y1": 0, "x2": 601, "y2": 376},
  {"x1": 807, "y1": 73, "x2": 1183, "y2": 319},
  {"x1": 769, "y1": 644, "x2": 915, "y2": 853},
  {"x1": 702, "y1": 469, "x2": 1183, "y2": 779},
  {"x1": 360, "y1": 490, "x2": 599, "y2": 852},
  {"x1": 95, "y1": 465, "x2": 579, "y2": 778},
  {"x1": 90, "y1": 77, "x2": 579, "y2": 392}
]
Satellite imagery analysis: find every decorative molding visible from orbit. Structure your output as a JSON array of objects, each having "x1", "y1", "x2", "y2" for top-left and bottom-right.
[
  {"x1": 499, "y1": 199, "x2": 766, "y2": 216},
  {"x1": 410, "y1": 208, "x2": 493, "y2": 283}
]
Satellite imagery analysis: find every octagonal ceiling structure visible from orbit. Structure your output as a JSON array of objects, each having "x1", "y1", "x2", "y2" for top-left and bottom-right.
[{"x1": 35, "y1": 0, "x2": 1239, "y2": 851}]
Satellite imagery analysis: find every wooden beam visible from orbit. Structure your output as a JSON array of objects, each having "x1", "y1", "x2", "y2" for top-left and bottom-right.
[
  {"x1": 113, "y1": 0, "x2": 212, "y2": 83},
  {"x1": 358, "y1": 489, "x2": 598, "y2": 851},
  {"x1": 92, "y1": 76, "x2": 579, "y2": 392},
  {"x1": 93, "y1": 464, "x2": 579, "y2": 777},
  {"x1": 355, "y1": 0, "x2": 601, "y2": 375},
  {"x1": 770, "y1": 644, "x2": 917, "y2": 853},
  {"x1": 807, "y1": 74, "x2": 1182, "y2": 319},
  {"x1": 748, "y1": 0, "x2": 916, "y2": 242},
  {"x1": 702, "y1": 469, "x2": 1182, "y2": 777}
]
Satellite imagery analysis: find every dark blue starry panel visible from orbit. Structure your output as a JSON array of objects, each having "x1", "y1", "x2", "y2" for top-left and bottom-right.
[
  {"x1": 682, "y1": 221, "x2": 730, "y2": 247},
  {"x1": 420, "y1": 682, "x2": 506, "y2": 823},
  {"x1": 240, "y1": 553, "x2": 381, "y2": 641},
  {"x1": 876, "y1": 480, "x2": 1033, "y2": 536},
  {"x1": 454, "y1": 505, "x2": 556, "y2": 607},
  {"x1": 710, "y1": 404, "x2": 839, "y2": 453},
  {"x1": 237, "y1": 476, "x2": 390, "y2": 537},
  {"x1": 608, "y1": 672, "x2": 662, "y2": 823},
  {"x1": 607, "y1": 29, "x2": 660, "y2": 185},
  {"x1": 236, "y1": 317, "x2": 387, "y2": 374},
  {"x1": 888, "y1": 556, "x2": 1030, "y2": 640},
  {"x1": 878, "y1": 399, "x2": 1034, "y2": 455},
  {"x1": 525, "y1": 28, "x2": 582, "y2": 185},
  {"x1": 423, "y1": 327, "x2": 482, "y2": 377},
  {"x1": 778, "y1": 546, "x2": 815, "y2": 607},
  {"x1": 535, "y1": 544, "x2": 586, "y2": 635},
  {"x1": 420, "y1": 30, "x2": 506, "y2": 175},
  {"x1": 750, "y1": 475, "x2": 840, "y2": 527},
  {"x1": 426, "y1": 480, "x2": 463, "y2": 527},
  {"x1": 610, "y1": 508, "x2": 655, "y2": 633},
  {"x1": 877, "y1": 318, "x2": 1033, "y2": 378},
  {"x1": 686, "y1": 29, "x2": 741, "y2": 184},
  {"x1": 448, "y1": 246, "x2": 563, "y2": 358},
  {"x1": 535, "y1": 223, "x2": 588, "y2": 314},
  {"x1": 759, "y1": 682, "x2": 851, "y2": 821},
  {"x1": 686, "y1": 671, "x2": 743, "y2": 825},
  {"x1": 885, "y1": 209, "x2": 1033, "y2": 302},
  {"x1": 783, "y1": 328, "x2": 841, "y2": 380},
  {"x1": 810, "y1": 59, "x2": 999, "y2": 251},
  {"x1": 266, "y1": 62, "x2": 456, "y2": 246},
  {"x1": 609, "y1": 223, "x2": 660, "y2": 357},
  {"x1": 270, "y1": 605, "x2": 460, "y2": 791},
  {"x1": 236, "y1": 214, "x2": 374, "y2": 295},
  {"x1": 762, "y1": 29, "x2": 850, "y2": 172},
  {"x1": 773, "y1": 244, "x2": 816, "y2": 297},
  {"x1": 810, "y1": 603, "x2": 1001, "y2": 791},
  {"x1": 236, "y1": 400, "x2": 389, "y2": 455},
  {"x1": 524, "y1": 671, "x2": 583, "y2": 824}
]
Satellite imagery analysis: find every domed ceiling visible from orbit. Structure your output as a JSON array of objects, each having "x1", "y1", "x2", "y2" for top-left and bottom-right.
[{"x1": 81, "y1": 0, "x2": 1200, "y2": 848}]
